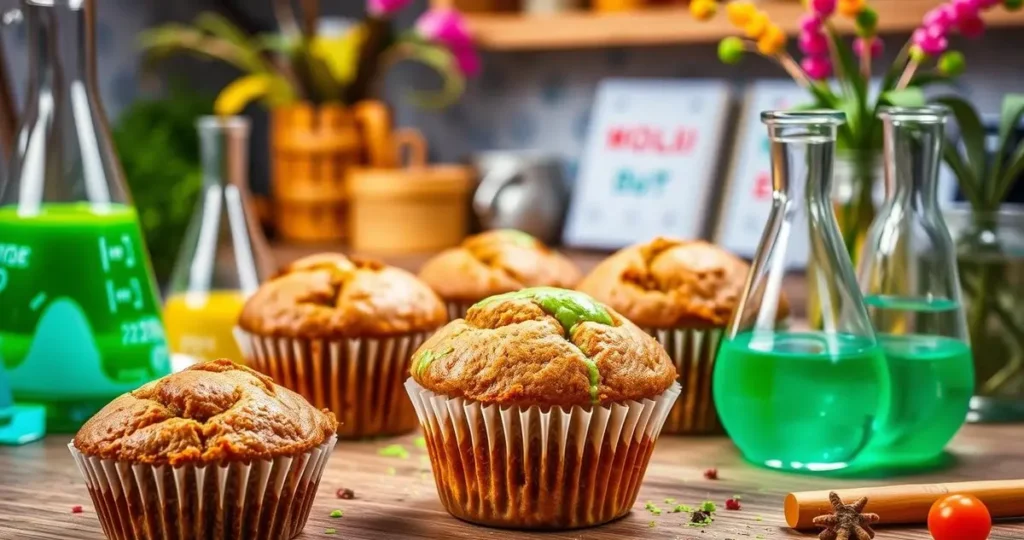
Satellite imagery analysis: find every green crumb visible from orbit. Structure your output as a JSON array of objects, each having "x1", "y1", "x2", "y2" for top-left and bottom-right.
[
  {"x1": 378, "y1": 444, "x2": 410, "y2": 459},
  {"x1": 329, "y1": 510, "x2": 343, "y2": 518},
  {"x1": 671, "y1": 504, "x2": 692, "y2": 513},
  {"x1": 643, "y1": 502, "x2": 662, "y2": 515},
  {"x1": 733, "y1": 495, "x2": 742, "y2": 500},
  {"x1": 496, "y1": 229, "x2": 538, "y2": 248},
  {"x1": 648, "y1": 520, "x2": 656, "y2": 528},
  {"x1": 325, "y1": 528, "x2": 337, "y2": 534},
  {"x1": 700, "y1": 500, "x2": 717, "y2": 513},
  {"x1": 756, "y1": 536, "x2": 765, "y2": 539},
  {"x1": 689, "y1": 510, "x2": 713, "y2": 526},
  {"x1": 386, "y1": 467, "x2": 397, "y2": 476},
  {"x1": 664, "y1": 498, "x2": 676, "y2": 504},
  {"x1": 414, "y1": 436, "x2": 427, "y2": 449},
  {"x1": 755, "y1": 515, "x2": 763, "y2": 522}
]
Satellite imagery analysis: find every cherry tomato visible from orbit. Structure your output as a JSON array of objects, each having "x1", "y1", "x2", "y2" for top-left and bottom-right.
[{"x1": 927, "y1": 494, "x2": 992, "y2": 540}]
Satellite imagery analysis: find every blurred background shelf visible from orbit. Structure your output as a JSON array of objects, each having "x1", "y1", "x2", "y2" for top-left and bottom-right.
[{"x1": 431, "y1": 0, "x2": 1024, "y2": 50}]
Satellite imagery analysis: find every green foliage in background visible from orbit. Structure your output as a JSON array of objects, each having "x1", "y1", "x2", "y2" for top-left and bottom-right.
[{"x1": 113, "y1": 88, "x2": 213, "y2": 287}]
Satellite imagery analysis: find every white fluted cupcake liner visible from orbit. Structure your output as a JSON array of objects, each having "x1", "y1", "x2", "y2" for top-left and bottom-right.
[
  {"x1": 405, "y1": 379, "x2": 681, "y2": 530},
  {"x1": 642, "y1": 327, "x2": 725, "y2": 435},
  {"x1": 69, "y1": 436, "x2": 337, "y2": 540},
  {"x1": 445, "y1": 301, "x2": 474, "y2": 321},
  {"x1": 235, "y1": 328, "x2": 433, "y2": 439}
]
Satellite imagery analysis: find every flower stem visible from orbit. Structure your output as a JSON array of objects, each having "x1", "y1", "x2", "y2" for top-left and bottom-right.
[
  {"x1": 777, "y1": 53, "x2": 812, "y2": 89},
  {"x1": 896, "y1": 58, "x2": 920, "y2": 90}
]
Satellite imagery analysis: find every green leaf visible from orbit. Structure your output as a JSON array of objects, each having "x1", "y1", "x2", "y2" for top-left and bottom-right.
[
  {"x1": 192, "y1": 12, "x2": 267, "y2": 74},
  {"x1": 991, "y1": 93, "x2": 1024, "y2": 196},
  {"x1": 908, "y1": 72, "x2": 954, "y2": 88},
  {"x1": 140, "y1": 26, "x2": 260, "y2": 74},
  {"x1": 942, "y1": 142, "x2": 981, "y2": 209},
  {"x1": 997, "y1": 142, "x2": 1024, "y2": 203},
  {"x1": 879, "y1": 42, "x2": 911, "y2": 94},
  {"x1": 935, "y1": 96, "x2": 988, "y2": 198},
  {"x1": 881, "y1": 88, "x2": 926, "y2": 108},
  {"x1": 825, "y1": 26, "x2": 867, "y2": 114},
  {"x1": 256, "y1": 33, "x2": 299, "y2": 54},
  {"x1": 390, "y1": 41, "x2": 466, "y2": 110}
]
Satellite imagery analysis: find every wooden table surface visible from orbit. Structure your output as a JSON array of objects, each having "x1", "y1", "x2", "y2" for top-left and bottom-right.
[{"x1": 2, "y1": 425, "x2": 1023, "y2": 539}]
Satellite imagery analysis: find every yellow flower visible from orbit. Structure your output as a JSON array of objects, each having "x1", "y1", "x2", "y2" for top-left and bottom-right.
[
  {"x1": 757, "y1": 24, "x2": 787, "y2": 55},
  {"x1": 689, "y1": 0, "x2": 717, "y2": 21},
  {"x1": 726, "y1": 1, "x2": 757, "y2": 27},
  {"x1": 743, "y1": 11, "x2": 769, "y2": 39},
  {"x1": 838, "y1": 0, "x2": 865, "y2": 17}
]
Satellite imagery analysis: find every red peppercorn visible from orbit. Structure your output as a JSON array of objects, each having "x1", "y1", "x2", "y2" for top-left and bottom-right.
[
  {"x1": 336, "y1": 488, "x2": 355, "y2": 500},
  {"x1": 71, "y1": 505, "x2": 83, "y2": 514},
  {"x1": 725, "y1": 498, "x2": 741, "y2": 510},
  {"x1": 703, "y1": 468, "x2": 718, "y2": 480}
]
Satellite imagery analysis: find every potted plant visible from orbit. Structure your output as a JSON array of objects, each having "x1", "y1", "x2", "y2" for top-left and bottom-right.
[
  {"x1": 141, "y1": 1, "x2": 479, "y2": 242},
  {"x1": 939, "y1": 93, "x2": 1024, "y2": 420}
]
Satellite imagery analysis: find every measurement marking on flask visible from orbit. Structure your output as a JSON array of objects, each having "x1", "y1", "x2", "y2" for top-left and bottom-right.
[
  {"x1": 105, "y1": 279, "x2": 117, "y2": 314},
  {"x1": 29, "y1": 292, "x2": 46, "y2": 311},
  {"x1": 0, "y1": 268, "x2": 7, "y2": 294},
  {"x1": 129, "y1": 278, "x2": 143, "y2": 310},
  {"x1": 98, "y1": 237, "x2": 110, "y2": 272},
  {"x1": 122, "y1": 235, "x2": 136, "y2": 268}
]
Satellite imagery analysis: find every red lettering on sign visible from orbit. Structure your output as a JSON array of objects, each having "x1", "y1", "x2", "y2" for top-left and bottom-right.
[{"x1": 605, "y1": 125, "x2": 698, "y2": 155}]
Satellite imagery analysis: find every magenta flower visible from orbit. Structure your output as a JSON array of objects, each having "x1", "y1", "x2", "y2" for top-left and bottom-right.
[
  {"x1": 951, "y1": 0, "x2": 980, "y2": 19},
  {"x1": 958, "y1": 15, "x2": 985, "y2": 37},
  {"x1": 913, "y1": 25, "x2": 949, "y2": 55},
  {"x1": 417, "y1": 9, "x2": 474, "y2": 51},
  {"x1": 853, "y1": 36, "x2": 883, "y2": 58},
  {"x1": 810, "y1": 0, "x2": 836, "y2": 17},
  {"x1": 800, "y1": 13, "x2": 823, "y2": 33},
  {"x1": 801, "y1": 55, "x2": 833, "y2": 80},
  {"x1": 923, "y1": 5, "x2": 956, "y2": 32},
  {"x1": 799, "y1": 30, "x2": 829, "y2": 55},
  {"x1": 453, "y1": 47, "x2": 482, "y2": 77},
  {"x1": 367, "y1": 0, "x2": 412, "y2": 17}
]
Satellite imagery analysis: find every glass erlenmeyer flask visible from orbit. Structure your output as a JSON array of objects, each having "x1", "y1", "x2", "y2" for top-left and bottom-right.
[
  {"x1": 713, "y1": 111, "x2": 889, "y2": 471},
  {"x1": 0, "y1": 0, "x2": 169, "y2": 432},
  {"x1": 858, "y1": 106, "x2": 972, "y2": 466},
  {"x1": 163, "y1": 117, "x2": 273, "y2": 371}
]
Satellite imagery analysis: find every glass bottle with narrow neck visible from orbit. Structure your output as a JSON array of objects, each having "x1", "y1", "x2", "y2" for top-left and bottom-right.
[
  {"x1": 714, "y1": 111, "x2": 889, "y2": 472},
  {"x1": 0, "y1": 0, "x2": 169, "y2": 432},
  {"x1": 858, "y1": 106, "x2": 972, "y2": 467},
  {"x1": 163, "y1": 117, "x2": 273, "y2": 371}
]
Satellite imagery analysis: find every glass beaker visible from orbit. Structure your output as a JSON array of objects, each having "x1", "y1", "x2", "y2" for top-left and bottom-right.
[
  {"x1": 0, "y1": 0, "x2": 169, "y2": 432},
  {"x1": 163, "y1": 117, "x2": 273, "y2": 371},
  {"x1": 713, "y1": 110, "x2": 889, "y2": 472},
  {"x1": 858, "y1": 106, "x2": 973, "y2": 465}
]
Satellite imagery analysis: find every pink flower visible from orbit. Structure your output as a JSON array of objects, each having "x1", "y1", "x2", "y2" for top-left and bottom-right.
[
  {"x1": 913, "y1": 25, "x2": 949, "y2": 55},
  {"x1": 453, "y1": 47, "x2": 481, "y2": 77},
  {"x1": 958, "y1": 15, "x2": 986, "y2": 37},
  {"x1": 416, "y1": 8, "x2": 474, "y2": 51},
  {"x1": 923, "y1": 6, "x2": 956, "y2": 31},
  {"x1": 853, "y1": 36, "x2": 883, "y2": 58},
  {"x1": 800, "y1": 13, "x2": 823, "y2": 33},
  {"x1": 802, "y1": 55, "x2": 833, "y2": 80},
  {"x1": 367, "y1": 0, "x2": 412, "y2": 17},
  {"x1": 799, "y1": 30, "x2": 829, "y2": 55},
  {"x1": 811, "y1": 0, "x2": 836, "y2": 17},
  {"x1": 951, "y1": 0, "x2": 980, "y2": 20}
]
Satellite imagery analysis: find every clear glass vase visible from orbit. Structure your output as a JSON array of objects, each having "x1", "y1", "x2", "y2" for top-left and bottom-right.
[
  {"x1": 945, "y1": 205, "x2": 1024, "y2": 422},
  {"x1": 714, "y1": 111, "x2": 889, "y2": 472},
  {"x1": 858, "y1": 106, "x2": 973, "y2": 466}
]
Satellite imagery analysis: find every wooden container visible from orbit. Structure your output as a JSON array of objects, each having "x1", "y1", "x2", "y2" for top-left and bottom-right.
[
  {"x1": 270, "y1": 101, "x2": 395, "y2": 242},
  {"x1": 346, "y1": 130, "x2": 473, "y2": 254}
]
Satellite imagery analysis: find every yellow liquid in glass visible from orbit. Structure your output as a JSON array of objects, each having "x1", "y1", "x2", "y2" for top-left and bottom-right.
[{"x1": 163, "y1": 290, "x2": 246, "y2": 369}]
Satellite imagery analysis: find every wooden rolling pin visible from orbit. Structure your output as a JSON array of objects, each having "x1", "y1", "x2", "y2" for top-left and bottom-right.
[{"x1": 786, "y1": 480, "x2": 1024, "y2": 529}]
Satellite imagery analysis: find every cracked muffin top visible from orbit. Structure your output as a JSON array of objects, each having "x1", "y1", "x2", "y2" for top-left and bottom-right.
[
  {"x1": 410, "y1": 287, "x2": 677, "y2": 407},
  {"x1": 238, "y1": 253, "x2": 447, "y2": 339},
  {"x1": 418, "y1": 230, "x2": 582, "y2": 302},
  {"x1": 73, "y1": 359, "x2": 338, "y2": 466},
  {"x1": 577, "y1": 237, "x2": 787, "y2": 328}
]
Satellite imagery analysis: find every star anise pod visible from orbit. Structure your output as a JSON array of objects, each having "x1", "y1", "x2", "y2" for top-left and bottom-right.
[{"x1": 812, "y1": 492, "x2": 880, "y2": 540}]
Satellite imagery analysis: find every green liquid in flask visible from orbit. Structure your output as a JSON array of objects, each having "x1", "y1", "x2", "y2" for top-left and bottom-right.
[
  {"x1": 0, "y1": 203, "x2": 169, "y2": 432},
  {"x1": 862, "y1": 296, "x2": 974, "y2": 465},
  {"x1": 713, "y1": 331, "x2": 889, "y2": 471}
]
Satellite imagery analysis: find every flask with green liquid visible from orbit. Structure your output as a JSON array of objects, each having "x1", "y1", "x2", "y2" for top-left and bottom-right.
[
  {"x1": 0, "y1": 0, "x2": 169, "y2": 432},
  {"x1": 713, "y1": 111, "x2": 890, "y2": 472},
  {"x1": 858, "y1": 106, "x2": 973, "y2": 467}
]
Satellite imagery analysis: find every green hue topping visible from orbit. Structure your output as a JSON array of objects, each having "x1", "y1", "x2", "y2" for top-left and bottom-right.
[
  {"x1": 475, "y1": 287, "x2": 613, "y2": 403},
  {"x1": 671, "y1": 504, "x2": 692, "y2": 513},
  {"x1": 664, "y1": 498, "x2": 676, "y2": 504},
  {"x1": 700, "y1": 500, "x2": 717, "y2": 513},
  {"x1": 378, "y1": 444, "x2": 410, "y2": 459},
  {"x1": 413, "y1": 346, "x2": 453, "y2": 378},
  {"x1": 329, "y1": 510, "x2": 343, "y2": 518},
  {"x1": 414, "y1": 436, "x2": 427, "y2": 449},
  {"x1": 496, "y1": 229, "x2": 538, "y2": 248},
  {"x1": 325, "y1": 528, "x2": 337, "y2": 534}
]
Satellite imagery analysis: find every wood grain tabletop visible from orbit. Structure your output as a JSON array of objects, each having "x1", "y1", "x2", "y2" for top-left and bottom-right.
[{"x1": 2, "y1": 425, "x2": 1023, "y2": 539}]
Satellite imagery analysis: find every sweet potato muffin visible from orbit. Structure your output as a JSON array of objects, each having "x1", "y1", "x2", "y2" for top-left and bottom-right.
[
  {"x1": 236, "y1": 253, "x2": 446, "y2": 438},
  {"x1": 578, "y1": 237, "x2": 786, "y2": 435},
  {"x1": 418, "y1": 229, "x2": 582, "y2": 319},
  {"x1": 70, "y1": 359, "x2": 337, "y2": 540},
  {"x1": 405, "y1": 287, "x2": 681, "y2": 530}
]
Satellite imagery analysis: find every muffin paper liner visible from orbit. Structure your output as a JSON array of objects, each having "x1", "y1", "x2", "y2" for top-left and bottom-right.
[
  {"x1": 643, "y1": 327, "x2": 725, "y2": 435},
  {"x1": 235, "y1": 328, "x2": 433, "y2": 439},
  {"x1": 445, "y1": 301, "x2": 474, "y2": 321},
  {"x1": 405, "y1": 379, "x2": 681, "y2": 529},
  {"x1": 68, "y1": 436, "x2": 337, "y2": 540}
]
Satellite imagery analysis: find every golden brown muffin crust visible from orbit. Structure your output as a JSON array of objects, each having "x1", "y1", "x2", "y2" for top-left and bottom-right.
[
  {"x1": 73, "y1": 359, "x2": 338, "y2": 466},
  {"x1": 577, "y1": 237, "x2": 786, "y2": 328},
  {"x1": 418, "y1": 230, "x2": 582, "y2": 302},
  {"x1": 411, "y1": 288, "x2": 677, "y2": 407},
  {"x1": 239, "y1": 253, "x2": 447, "y2": 339}
]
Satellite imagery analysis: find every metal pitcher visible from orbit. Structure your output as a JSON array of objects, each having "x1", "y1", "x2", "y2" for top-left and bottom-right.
[{"x1": 472, "y1": 151, "x2": 569, "y2": 244}]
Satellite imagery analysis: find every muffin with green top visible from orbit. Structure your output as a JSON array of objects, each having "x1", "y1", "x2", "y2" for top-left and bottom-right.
[{"x1": 405, "y1": 287, "x2": 681, "y2": 529}]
